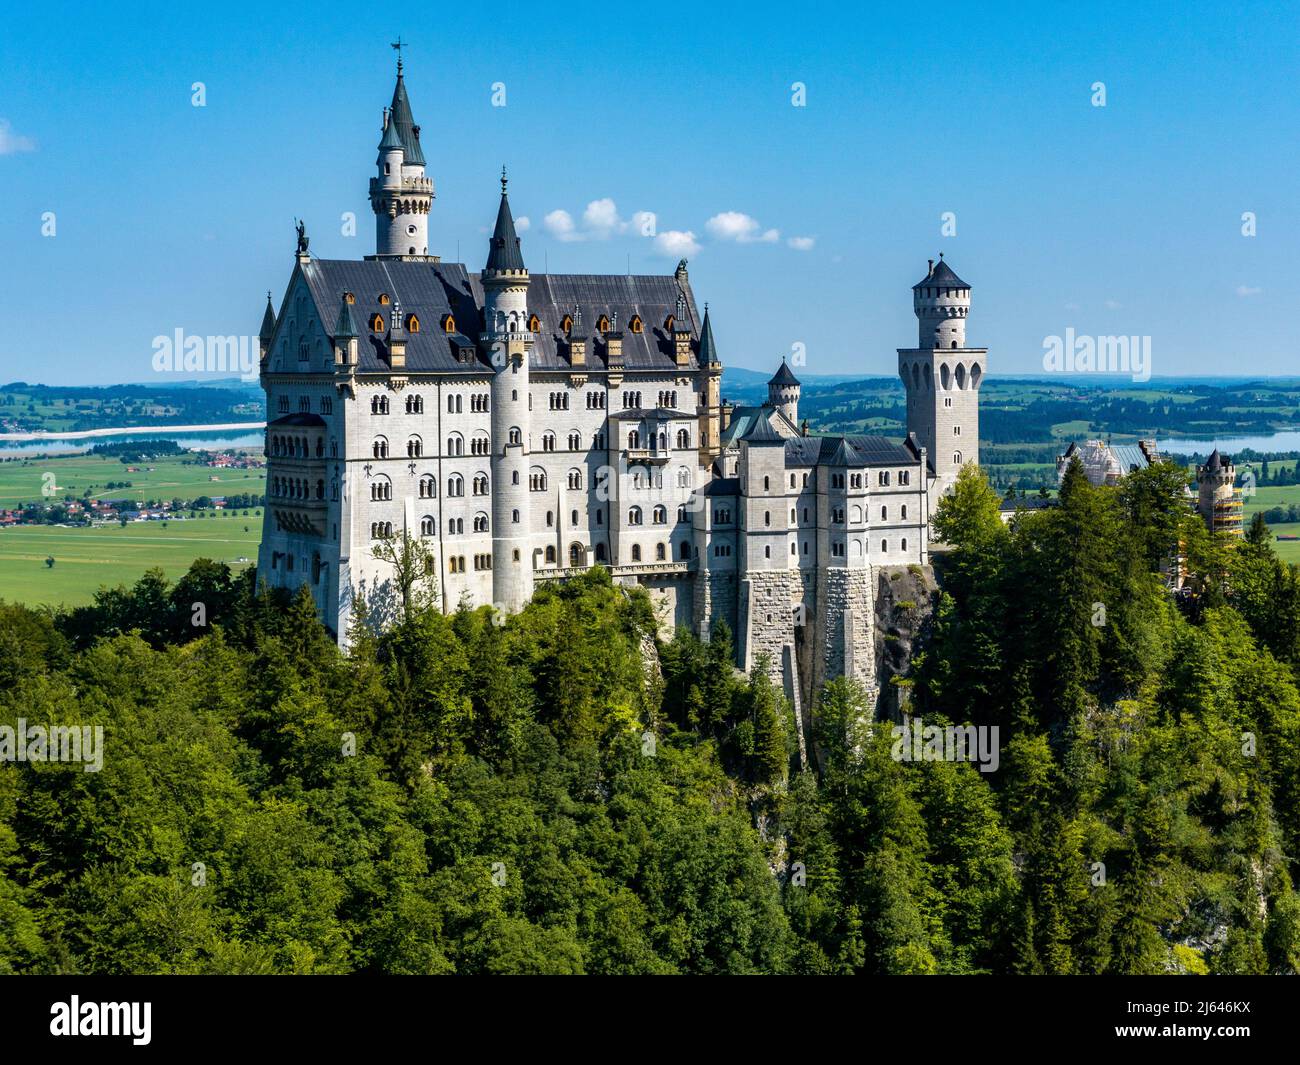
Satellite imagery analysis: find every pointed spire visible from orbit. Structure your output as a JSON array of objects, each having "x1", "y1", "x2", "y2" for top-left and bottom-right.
[
  {"x1": 387, "y1": 61, "x2": 424, "y2": 166},
  {"x1": 333, "y1": 293, "x2": 357, "y2": 339},
  {"x1": 699, "y1": 304, "x2": 718, "y2": 364},
  {"x1": 259, "y1": 292, "x2": 276, "y2": 342},
  {"x1": 378, "y1": 107, "x2": 403, "y2": 152},
  {"x1": 485, "y1": 168, "x2": 525, "y2": 273}
]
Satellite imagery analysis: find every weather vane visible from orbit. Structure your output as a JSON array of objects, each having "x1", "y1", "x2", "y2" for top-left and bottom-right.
[{"x1": 391, "y1": 36, "x2": 407, "y2": 72}]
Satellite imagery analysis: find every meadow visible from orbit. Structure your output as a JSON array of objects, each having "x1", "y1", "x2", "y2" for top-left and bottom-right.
[
  {"x1": 0, "y1": 452, "x2": 266, "y2": 508},
  {"x1": 0, "y1": 518, "x2": 261, "y2": 607}
]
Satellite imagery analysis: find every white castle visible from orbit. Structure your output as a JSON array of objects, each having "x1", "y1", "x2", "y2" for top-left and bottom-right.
[{"x1": 257, "y1": 62, "x2": 987, "y2": 716}]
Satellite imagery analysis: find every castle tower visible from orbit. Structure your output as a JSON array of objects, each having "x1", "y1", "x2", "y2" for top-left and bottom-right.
[
  {"x1": 768, "y1": 358, "x2": 800, "y2": 426},
  {"x1": 482, "y1": 169, "x2": 534, "y2": 613},
  {"x1": 898, "y1": 254, "x2": 987, "y2": 496},
  {"x1": 1196, "y1": 449, "x2": 1243, "y2": 537},
  {"x1": 368, "y1": 58, "x2": 434, "y2": 259},
  {"x1": 697, "y1": 303, "x2": 724, "y2": 463}
]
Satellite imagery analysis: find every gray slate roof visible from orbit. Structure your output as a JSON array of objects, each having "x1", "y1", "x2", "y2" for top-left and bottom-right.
[
  {"x1": 769, "y1": 359, "x2": 800, "y2": 387},
  {"x1": 784, "y1": 434, "x2": 918, "y2": 468},
  {"x1": 387, "y1": 73, "x2": 424, "y2": 166},
  {"x1": 914, "y1": 256, "x2": 968, "y2": 289},
  {"x1": 485, "y1": 191, "x2": 525, "y2": 273},
  {"x1": 294, "y1": 259, "x2": 702, "y2": 375}
]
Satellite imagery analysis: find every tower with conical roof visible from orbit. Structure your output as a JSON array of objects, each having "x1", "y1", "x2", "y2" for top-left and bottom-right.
[
  {"x1": 696, "y1": 304, "x2": 724, "y2": 464},
  {"x1": 481, "y1": 169, "x2": 534, "y2": 613},
  {"x1": 1196, "y1": 449, "x2": 1243, "y2": 537},
  {"x1": 767, "y1": 358, "x2": 801, "y2": 426},
  {"x1": 368, "y1": 56, "x2": 435, "y2": 259},
  {"x1": 897, "y1": 254, "x2": 987, "y2": 497}
]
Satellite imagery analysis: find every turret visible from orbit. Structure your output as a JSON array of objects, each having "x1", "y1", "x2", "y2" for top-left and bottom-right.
[
  {"x1": 767, "y1": 358, "x2": 800, "y2": 426},
  {"x1": 697, "y1": 304, "x2": 723, "y2": 463},
  {"x1": 913, "y1": 253, "x2": 970, "y2": 349},
  {"x1": 1196, "y1": 449, "x2": 1243, "y2": 537},
  {"x1": 898, "y1": 255, "x2": 987, "y2": 497},
  {"x1": 332, "y1": 293, "x2": 358, "y2": 370},
  {"x1": 481, "y1": 169, "x2": 533, "y2": 614},
  {"x1": 258, "y1": 292, "x2": 276, "y2": 363},
  {"x1": 368, "y1": 58, "x2": 434, "y2": 259}
]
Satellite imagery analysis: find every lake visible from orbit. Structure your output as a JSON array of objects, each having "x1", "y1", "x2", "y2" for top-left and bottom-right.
[
  {"x1": 1160, "y1": 430, "x2": 1300, "y2": 456},
  {"x1": 0, "y1": 429, "x2": 265, "y2": 458}
]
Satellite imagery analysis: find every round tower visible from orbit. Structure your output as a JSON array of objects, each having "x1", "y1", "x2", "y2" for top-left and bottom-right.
[
  {"x1": 1196, "y1": 449, "x2": 1243, "y2": 537},
  {"x1": 369, "y1": 59, "x2": 434, "y2": 258},
  {"x1": 482, "y1": 169, "x2": 534, "y2": 613},
  {"x1": 767, "y1": 357, "x2": 801, "y2": 426},
  {"x1": 913, "y1": 253, "x2": 970, "y2": 350}
]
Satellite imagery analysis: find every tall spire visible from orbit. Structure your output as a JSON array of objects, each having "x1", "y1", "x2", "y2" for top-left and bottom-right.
[
  {"x1": 485, "y1": 168, "x2": 525, "y2": 272},
  {"x1": 259, "y1": 291, "x2": 276, "y2": 343},
  {"x1": 699, "y1": 304, "x2": 719, "y2": 364},
  {"x1": 387, "y1": 59, "x2": 424, "y2": 166}
]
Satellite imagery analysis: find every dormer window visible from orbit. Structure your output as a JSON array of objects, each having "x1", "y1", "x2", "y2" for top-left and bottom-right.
[
  {"x1": 527, "y1": 313, "x2": 540, "y2": 333},
  {"x1": 378, "y1": 293, "x2": 391, "y2": 306},
  {"x1": 629, "y1": 315, "x2": 643, "y2": 334},
  {"x1": 561, "y1": 314, "x2": 573, "y2": 335},
  {"x1": 406, "y1": 314, "x2": 421, "y2": 333},
  {"x1": 344, "y1": 291, "x2": 355, "y2": 304},
  {"x1": 664, "y1": 315, "x2": 675, "y2": 331},
  {"x1": 441, "y1": 313, "x2": 456, "y2": 333},
  {"x1": 369, "y1": 313, "x2": 384, "y2": 333},
  {"x1": 597, "y1": 315, "x2": 610, "y2": 334}
]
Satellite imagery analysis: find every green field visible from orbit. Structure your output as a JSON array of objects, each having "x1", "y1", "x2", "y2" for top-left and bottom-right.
[
  {"x1": 0, "y1": 453, "x2": 266, "y2": 508},
  {"x1": 0, "y1": 519, "x2": 261, "y2": 607}
]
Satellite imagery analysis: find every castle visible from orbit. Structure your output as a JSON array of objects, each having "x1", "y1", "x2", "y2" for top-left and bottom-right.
[{"x1": 256, "y1": 62, "x2": 986, "y2": 717}]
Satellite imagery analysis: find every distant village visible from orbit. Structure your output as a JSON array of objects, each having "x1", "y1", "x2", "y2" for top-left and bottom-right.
[{"x1": 0, "y1": 449, "x2": 265, "y2": 528}]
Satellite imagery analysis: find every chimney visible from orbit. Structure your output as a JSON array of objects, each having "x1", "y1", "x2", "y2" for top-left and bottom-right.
[
  {"x1": 387, "y1": 305, "x2": 407, "y2": 369},
  {"x1": 568, "y1": 307, "x2": 586, "y2": 367}
]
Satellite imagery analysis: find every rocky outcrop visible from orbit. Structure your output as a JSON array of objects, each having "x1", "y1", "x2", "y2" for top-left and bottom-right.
[{"x1": 873, "y1": 564, "x2": 939, "y2": 723}]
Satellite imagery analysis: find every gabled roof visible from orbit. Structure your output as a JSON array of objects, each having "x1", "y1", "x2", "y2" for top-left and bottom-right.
[
  {"x1": 387, "y1": 71, "x2": 424, "y2": 166},
  {"x1": 783, "y1": 434, "x2": 919, "y2": 469},
  {"x1": 292, "y1": 259, "x2": 703, "y2": 374},
  {"x1": 742, "y1": 412, "x2": 785, "y2": 444},
  {"x1": 914, "y1": 255, "x2": 968, "y2": 289}
]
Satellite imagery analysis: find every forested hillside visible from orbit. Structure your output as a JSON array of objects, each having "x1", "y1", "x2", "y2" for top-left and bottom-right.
[{"x1": 2, "y1": 459, "x2": 1299, "y2": 974}]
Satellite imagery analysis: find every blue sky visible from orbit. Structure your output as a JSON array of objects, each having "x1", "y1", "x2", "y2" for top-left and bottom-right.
[{"x1": 1, "y1": 0, "x2": 1297, "y2": 385}]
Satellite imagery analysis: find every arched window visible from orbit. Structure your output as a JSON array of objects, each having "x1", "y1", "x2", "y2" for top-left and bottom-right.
[
  {"x1": 561, "y1": 314, "x2": 573, "y2": 335},
  {"x1": 406, "y1": 314, "x2": 421, "y2": 333},
  {"x1": 631, "y1": 544, "x2": 642, "y2": 562},
  {"x1": 441, "y1": 314, "x2": 456, "y2": 333},
  {"x1": 448, "y1": 474, "x2": 464, "y2": 497},
  {"x1": 628, "y1": 430, "x2": 640, "y2": 449},
  {"x1": 419, "y1": 475, "x2": 436, "y2": 498},
  {"x1": 597, "y1": 315, "x2": 610, "y2": 334},
  {"x1": 953, "y1": 450, "x2": 963, "y2": 465},
  {"x1": 567, "y1": 469, "x2": 583, "y2": 490},
  {"x1": 378, "y1": 293, "x2": 391, "y2": 306},
  {"x1": 474, "y1": 513, "x2": 489, "y2": 533},
  {"x1": 629, "y1": 315, "x2": 643, "y2": 334},
  {"x1": 530, "y1": 468, "x2": 547, "y2": 492},
  {"x1": 570, "y1": 543, "x2": 585, "y2": 566},
  {"x1": 680, "y1": 541, "x2": 691, "y2": 560},
  {"x1": 372, "y1": 437, "x2": 388, "y2": 458},
  {"x1": 527, "y1": 313, "x2": 540, "y2": 333},
  {"x1": 446, "y1": 434, "x2": 463, "y2": 456},
  {"x1": 542, "y1": 431, "x2": 556, "y2": 452},
  {"x1": 407, "y1": 436, "x2": 423, "y2": 458},
  {"x1": 629, "y1": 506, "x2": 642, "y2": 526},
  {"x1": 653, "y1": 505, "x2": 667, "y2": 525},
  {"x1": 677, "y1": 429, "x2": 690, "y2": 449},
  {"x1": 545, "y1": 545, "x2": 556, "y2": 564},
  {"x1": 508, "y1": 427, "x2": 522, "y2": 446},
  {"x1": 421, "y1": 516, "x2": 435, "y2": 536},
  {"x1": 473, "y1": 473, "x2": 489, "y2": 495},
  {"x1": 655, "y1": 542, "x2": 665, "y2": 560},
  {"x1": 369, "y1": 313, "x2": 384, "y2": 333}
]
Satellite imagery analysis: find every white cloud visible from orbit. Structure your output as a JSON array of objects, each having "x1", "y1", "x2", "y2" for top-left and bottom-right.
[
  {"x1": 542, "y1": 198, "x2": 658, "y2": 242},
  {"x1": 787, "y1": 236, "x2": 815, "y2": 251},
  {"x1": 706, "y1": 211, "x2": 779, "y2": 243},
  {"x1": 515, "y1": 216, "x2": 530, "y2": 232},
  {"x1": 1236, "y1": 284, "x2": 1262, "y2": 297},
  {"x1": 0, "y1": 119, "x2": 35, "y2": 155},
  {"x1": 544, "y1": 209, "x2": 579, "y2": 242},
  {"x1": 654, "y1": 230, "x2": 701, "y2": 257}
]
